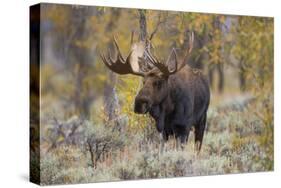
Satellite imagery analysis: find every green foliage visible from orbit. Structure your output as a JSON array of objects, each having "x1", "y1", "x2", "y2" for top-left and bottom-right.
[
  {"x1": 116, "y1": 75, "x2": 153, "y2": 131},
  {"x1": 231, "y1": 17, "x2": 273, "y2": 91}
]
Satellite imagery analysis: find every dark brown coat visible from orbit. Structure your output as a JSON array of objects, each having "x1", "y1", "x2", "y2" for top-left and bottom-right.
[{"x1": 134, "y1": 65, "x2": 210, "y2": 150}]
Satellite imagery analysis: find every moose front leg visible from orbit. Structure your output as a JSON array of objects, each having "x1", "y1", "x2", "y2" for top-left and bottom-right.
[
  {"x1": 175, "y1": 125, "x2": 191, "y2": 150},
  {"x1": 155, "y1": 108, "x2": 166, "y2": 154},
  {"x1": 172, "y1": 102, "x2": 193, "y2": 150},
  {"x1": 151, "y1": 106, "x2": 167, "y2": 154},
  {"x1": 159, "y1": 131, "x2": 165, "y2": 154}
]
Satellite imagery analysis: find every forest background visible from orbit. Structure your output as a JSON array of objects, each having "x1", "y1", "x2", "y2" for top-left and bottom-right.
[{"x1": 30, "y1": 3, "x2": 273, "y2": 185}]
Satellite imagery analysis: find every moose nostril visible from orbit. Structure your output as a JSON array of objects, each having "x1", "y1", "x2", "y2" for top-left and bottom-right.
[
  {"x1": 135, "y1": 99, "x2": 145, "y2": 107},
  {"x1": 137, "y1": 98, "x2": 149, "y2": 106},
  {"x1": 142, "y1": 100, "x2": 148, "y2": 106},
  {"x1": 134, "y1": 97, "x2": 151, "y2": 113}
]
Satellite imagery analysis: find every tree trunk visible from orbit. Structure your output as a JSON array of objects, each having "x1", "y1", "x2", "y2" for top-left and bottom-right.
[
  {"x1": 138, "y1": 9, "x2": 147, "y2": 42},
  {"x1": 239, "y1": 58, "x2": 246, "y2": 92},
  {"x1": 103, "y1": 9, "x2": 121, "y2": 121},
  {"x1": 217, "y1": 63, "x2": 224, "y2": 93}
]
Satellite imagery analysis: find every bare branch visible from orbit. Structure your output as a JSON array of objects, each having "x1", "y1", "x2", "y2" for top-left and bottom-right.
[{"x1": 149, "y1": 14, "x2": 165, "y2": 41}]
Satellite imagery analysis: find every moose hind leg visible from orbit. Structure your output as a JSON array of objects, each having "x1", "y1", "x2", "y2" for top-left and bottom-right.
[{"x1": 195, "y1": 113, "x2": 207, "y2": 153}]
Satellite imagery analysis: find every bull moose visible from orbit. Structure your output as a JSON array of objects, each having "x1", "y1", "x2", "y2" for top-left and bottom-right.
[{"x1": 100, "y1": 32, "x2": 210, "y2": 152}]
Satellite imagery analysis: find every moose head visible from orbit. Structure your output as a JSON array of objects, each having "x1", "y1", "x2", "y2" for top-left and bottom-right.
[{"x1": 100, "y1": 32, "x2": 194, "y2": 115}]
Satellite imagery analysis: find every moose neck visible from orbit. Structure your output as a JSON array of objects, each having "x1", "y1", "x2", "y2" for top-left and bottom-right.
[
  {"x1": 150, "y1": 88, "x2": 174, "y2": 119},
  {"x1": 162, "y1": 89, "x2": 174, "y2": 114},
  {"x1": 148, "y1": 90, "x2": 174, "y2": 133}
]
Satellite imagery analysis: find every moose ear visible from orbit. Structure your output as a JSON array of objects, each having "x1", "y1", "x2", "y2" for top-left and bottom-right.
[{"x1": 166, "y1": 49, "x2": 178, "y2": 72}]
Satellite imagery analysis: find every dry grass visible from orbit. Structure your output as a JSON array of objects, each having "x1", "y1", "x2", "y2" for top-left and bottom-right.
[{"x1": 39, "y1": 92, "x2": 273, "y2": 185}]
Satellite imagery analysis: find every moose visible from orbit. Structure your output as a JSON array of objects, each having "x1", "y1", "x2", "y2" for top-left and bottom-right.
[{"x1": 100, "y1": 32, "x2": 210, "y2": 152}]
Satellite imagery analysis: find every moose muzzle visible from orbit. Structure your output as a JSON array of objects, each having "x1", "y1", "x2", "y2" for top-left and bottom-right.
[{"x1": 134, "y1": 95, "x2": 152, "y2": 114}]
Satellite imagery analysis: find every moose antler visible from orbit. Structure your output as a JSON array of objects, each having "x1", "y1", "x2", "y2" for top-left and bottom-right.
[
  {"x1": 100, "y1": 36, "x2": 145, "y2": 77},
  {"x1": 145, "y1": 31, "x2": 194, "y2": 76}
]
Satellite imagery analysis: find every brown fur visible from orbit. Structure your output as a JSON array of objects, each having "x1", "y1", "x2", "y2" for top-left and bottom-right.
[{"x1": 134, "y1": 65, "x2": 210, "y2": 151}]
